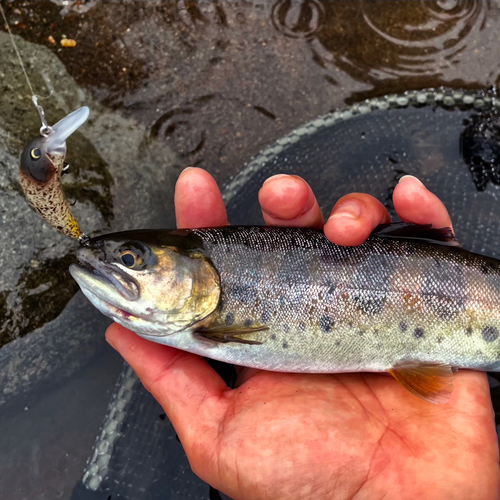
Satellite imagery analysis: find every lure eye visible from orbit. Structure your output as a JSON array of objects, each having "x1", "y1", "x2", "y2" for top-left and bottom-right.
[{"x1": 30, "y1": 148, "x2": 41, "y2": 160}]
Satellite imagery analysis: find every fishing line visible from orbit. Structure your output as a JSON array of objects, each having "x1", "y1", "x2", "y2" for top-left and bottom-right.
[
  {"x1": 0, "y1": 2, "x2": 52, "y2": 135},
  {"x1": 2, "y1": 3, "x2": 91, "y2": 245}
]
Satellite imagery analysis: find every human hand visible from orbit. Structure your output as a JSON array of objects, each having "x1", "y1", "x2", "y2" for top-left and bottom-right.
[{"x1": 106, "y1": 169, "x2": 499, "y2": 500}]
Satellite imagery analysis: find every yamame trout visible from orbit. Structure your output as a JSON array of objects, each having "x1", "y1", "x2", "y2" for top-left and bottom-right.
[{"x1": 70, "y1": 223, "x2": 500, "y2": 404}]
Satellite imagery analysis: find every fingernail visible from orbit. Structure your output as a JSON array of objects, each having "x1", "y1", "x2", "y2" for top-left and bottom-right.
[
  {"x1": 398, "y1": 175, "x2": 424, "y2": 186},
  {"x1": 180, "y1": 167, "x2": 193, "y2": 174},
  {"x1": 329, "y1": 200, "x2": 361, "y2": 220},
  {"x1": 263, "y1": 174, "x2": 290, "y2": 185}
]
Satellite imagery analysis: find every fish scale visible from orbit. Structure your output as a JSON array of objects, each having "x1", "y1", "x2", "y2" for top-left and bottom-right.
[{"x1": 193, "y1": 226, "x2": 500, "y2": 372}]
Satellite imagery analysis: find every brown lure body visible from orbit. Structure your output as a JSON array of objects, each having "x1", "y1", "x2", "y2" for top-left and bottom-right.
[
  {"x1": 19, "y1": 136, "x2": 81, "y2": 239},
  {"x1": 19, "y1": 106, "x2": 89, "y2": 239}
]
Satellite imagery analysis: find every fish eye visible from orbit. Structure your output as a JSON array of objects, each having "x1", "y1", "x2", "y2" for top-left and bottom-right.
[
  {"x1": 30, "y1": 148, "x2": 41, "y2": 160},
  {"x1": 121, "y1": 251, "x2": 136, "y2": 268},
  {"x1": 117, "y1": 243, "x2": 148, "y2": 270}
]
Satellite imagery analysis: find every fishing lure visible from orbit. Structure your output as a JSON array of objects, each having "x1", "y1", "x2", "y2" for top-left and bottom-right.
[
  {"x1": 0, "y1": 3, "x2": 89, "y2": 240},
  {"x1": 19, "y1": 105, "x2": 90, "y2": 240}
]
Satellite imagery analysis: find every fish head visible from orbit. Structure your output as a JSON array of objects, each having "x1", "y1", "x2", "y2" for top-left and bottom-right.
[
  {"x1": 20, "y1": 106, "x2": 90, "y2": 181},
  {"x1": 69, "y1": 230, "x2": 221, "y2": 336}
]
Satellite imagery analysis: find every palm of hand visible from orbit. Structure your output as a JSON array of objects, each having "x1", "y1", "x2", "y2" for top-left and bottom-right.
[
  {"x1": 195, "y1": 369, "x2": 497, "y2": 500},
  {"x1": 107, "y1": 169, "x2": 500, "y2": 499}
]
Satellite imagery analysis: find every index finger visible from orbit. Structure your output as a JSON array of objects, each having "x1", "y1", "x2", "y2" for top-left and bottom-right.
[
  {"x1": 258, "y1": 174, "x2": 324, "y2": 229},
  {"x1": 174, "y1": 167, "x2": 228, "y2": 228}
]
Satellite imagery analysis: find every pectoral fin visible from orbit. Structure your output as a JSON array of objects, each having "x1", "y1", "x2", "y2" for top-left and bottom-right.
[
  {"x1": 195, "y1": 324, "x2": 268, "y2": 345},
  {"x1": 388, "y1": 362, "x2": 454, "y2": 404}
]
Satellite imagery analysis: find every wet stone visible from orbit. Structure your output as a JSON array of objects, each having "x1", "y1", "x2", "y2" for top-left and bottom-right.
[{"x1": 482, "y1": 326, "x2": 499, "y2": 343}]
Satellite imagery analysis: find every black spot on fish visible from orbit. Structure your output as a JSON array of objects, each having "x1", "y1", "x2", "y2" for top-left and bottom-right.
[
  {"x1": 323, "y1": 278, "x2": 336, "y2": 294},
  {"x1": 482, "y1": 326, "x2": 499, "y2": 343},
  {"x1": 414, "y1": 328, "x2": 424, "y2": 339},
  {"x1": 437, "y1": 336, "x2": 443, "y2": 343},
  {"x1": 299, "y1": 321, "x2": 306, "y2": 331},
  {"x1": 225, "y1": 313, "x2": 234, "y2": 326},
  {"x1": 261, "y1": 310, "x2": 272, "y2": 323},
  {"x1": 244, "y1": 319, "x2": 253, "y2": 327},
  {"x1": 399, "y1": 322, "x2": 407, "y2": 332},
  {"x1": 358, "y1": 329, "x2": 365, "y2": 336},
  {"x1": 271, "y1": 334, "x2": 277, "y2": 340},
  {"x1": 320, "y1": 315, "x2": 334, "y2": 333},
  {"x1": 335, "y1": 340, "x2": 341, "y2": 346},
  {"x1": 434, "y1": 258, "x2": 441, "y2": 268},
  {"x1": 466, "y1": 327, "x2": 473, "y2": 336},
  {"x1": 282, "y1": 324, "x2": 290, "y2": 333},
  {"x1": 282, "y1": 341, "x2": 289, "y2": 349},
  {"x1": 481, "y1": 264, "x2": 490, "y2": 274}
]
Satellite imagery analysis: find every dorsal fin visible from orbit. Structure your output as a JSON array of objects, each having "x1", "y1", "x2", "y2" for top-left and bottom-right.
[{"x1": 371, "y1": 222, "x2": 460, "y2": 247}]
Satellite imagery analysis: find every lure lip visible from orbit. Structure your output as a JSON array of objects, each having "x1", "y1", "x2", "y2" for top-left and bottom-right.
[{"x1": 43, "y1": 106, "x2": 90, "y2": 156}]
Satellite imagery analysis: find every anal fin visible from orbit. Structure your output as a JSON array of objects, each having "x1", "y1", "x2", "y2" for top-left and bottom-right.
[
  {"x1": 195, "y1": 324, "x2": 268, "y2": 345},
  {"x1": 388, "y1": 362, "x2": 454, "y2": 404}
]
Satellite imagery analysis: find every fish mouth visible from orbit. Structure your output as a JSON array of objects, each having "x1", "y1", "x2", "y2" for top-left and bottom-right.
[{"x1": 69, "y1": 250, "x2": 141, "y2": 322}]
